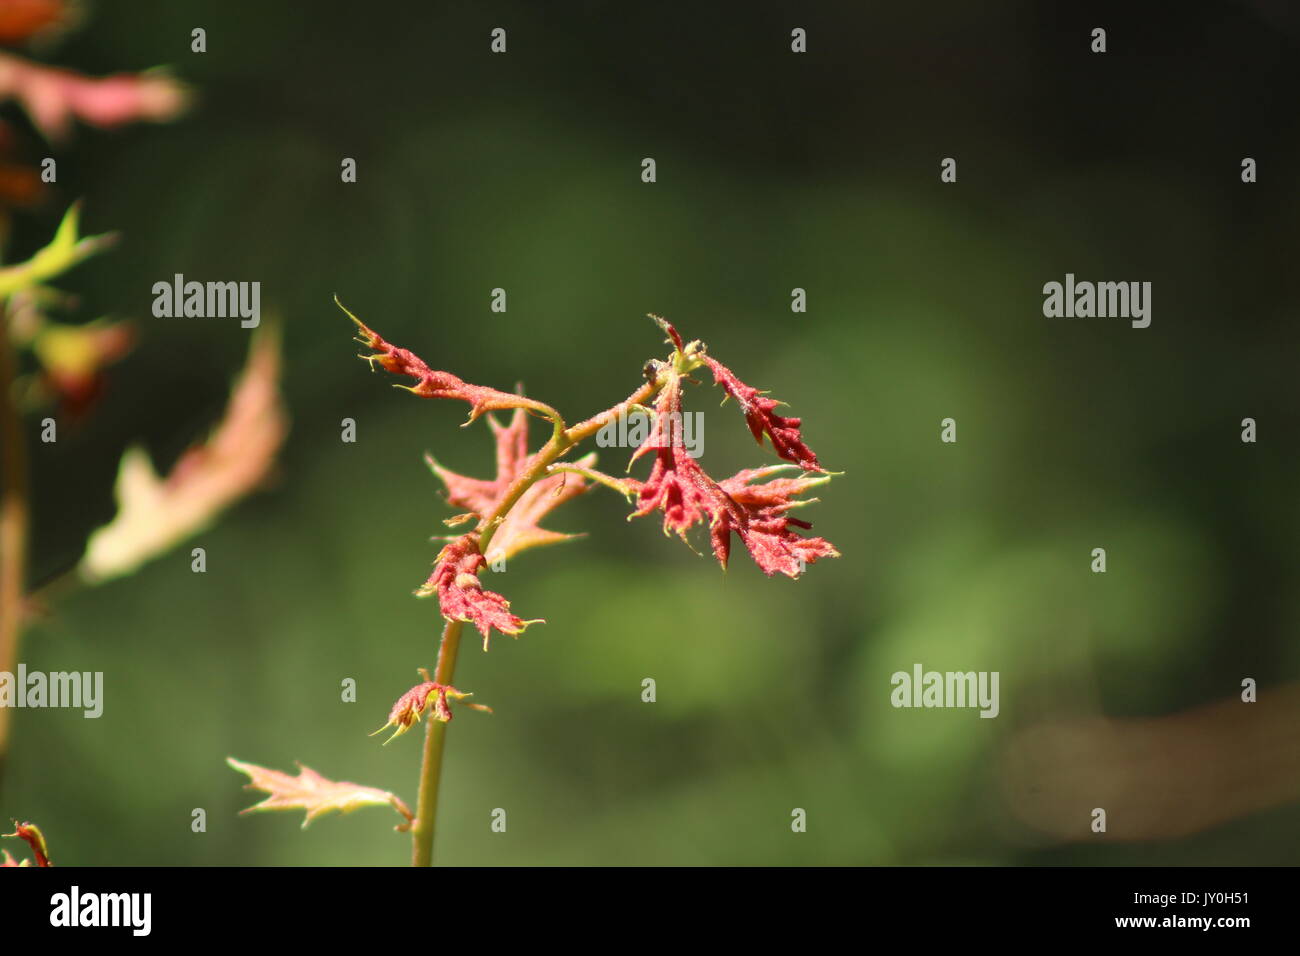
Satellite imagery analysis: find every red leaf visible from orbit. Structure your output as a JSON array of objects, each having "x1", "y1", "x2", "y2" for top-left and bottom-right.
[
  {"x1": 416, "y1": 534, "x2": 542, "y2": 649},
  {"x1": 488, "y1": 452, "x2": 593, "y2": 562},
  {"x1": 628, "y1": 377, "x2": 718, "y2": 541},
  {"x1": 429, "y1": 406, "x2": 593, "y2": 562},
  {"x1": 705, "y1": 356, "x2": 824, "y2": 472},
  {"x1": 341, "y1": 300, "x2": 544, "y2": 424},
  {"x1": 627, "y1": 377, "x2": 839, "y2": 578},
  {"x1": 371, "y1": 669, "x2": 491, "y2": 743},
  {"x1": 427, "y1": 406, "x2": 531, "y2": 517}
]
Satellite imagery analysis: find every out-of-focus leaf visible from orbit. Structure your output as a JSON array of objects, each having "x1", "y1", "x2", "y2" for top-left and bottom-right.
[
  {"x1": 226, "y1": 758, "x2": 413, "y2": 830},
  {"x1": 79, "y1": 327, "x2": 288, "y2": 583},
  {"x1": 0, "y1": 52, "x2": 189, "y2": 142},
  {"x1": 0, "y1": 0, "x2": 73, "y2": 45},
  {"x1": 31, "y1": 316, "x2": 134, "y2": 415},
  {"x1": 0, "y1": 160, "x2": 43, "y2": 210},
  {"x1": 3, "y1": 821, "x2": 51, "y2": 866},
  {"x1": 0, "y1": 202, "x2": 115, "y2": 298}
]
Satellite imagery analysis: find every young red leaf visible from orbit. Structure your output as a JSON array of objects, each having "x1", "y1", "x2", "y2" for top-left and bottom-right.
[
  {"x1": 226, "y1": 757, "x2": 413, "y2": 831},
  {"x1": 427, "y1": 405, "x2": 531, "y2": 518},
  {"x1": 630, "y1": 443, "x2": 718, "y2": 544},
  {"x1": 338, "y1": 298, "x2": 554, "y2": 425},
  {"x1": 707, "y1": 476, "x2": 837, "y2": 580},
  {"x1": 717, "y1": 464, "x2": 831, "y2": 511},
  {"x1": 487, "y1": 451, "x2": 594, "y2": 562},
  {"x1": 430, "y1": 406, "x2": 594, "y2": 561},
  {"x1": 627, "y1": 374, "x2": 839, "y2": 578},
  {"x1": 705, "y1": 356, "x2": 824, "y2": 472},
  {"x1": 626, "y1": 375, "x2": 718, "y2": 537},
  {"x1": 648, "y1": 313, "x2": 686, "y2": 354},
  {"x1": 416, "y1": 534, "x2": 542, "y2": 649},
  {"x1": 371, "y1": 669, "x2": 491, "y2": 744},
  {"x1": 376, "y1": 677, "x2": 439, "y2": 743}
]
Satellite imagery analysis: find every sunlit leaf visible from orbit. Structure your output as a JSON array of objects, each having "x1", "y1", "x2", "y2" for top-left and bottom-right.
[
  {"x1": 226, "y1": 758, "x2": 413, "y2": 831},
  {"x1": 0, "y1": 203, "x2": 115, "y2": 299},
  {"x1": 0, "y1": 52, "x2": 189, "y2": 142},
  {"x1": 79, "y1": 327, "x2": 287, "y2": 583}
]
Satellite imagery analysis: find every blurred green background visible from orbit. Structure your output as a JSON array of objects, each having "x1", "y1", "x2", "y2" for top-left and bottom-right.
[{"x1": 4, "y1": 0, "x2": 1300, "y2": 865}]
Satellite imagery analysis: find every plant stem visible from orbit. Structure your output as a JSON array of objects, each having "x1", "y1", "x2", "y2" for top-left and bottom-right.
[
  {"x1": 565, "y1": 380, "x2": 658, "y2": 446},
  {"x1": 410, "y1": 618, "x2": 463, "y2": 866},
  {"x1": 0, "y1": 305, "x2": 29, "y2": 787},
  {"x1": 407, "y1": 377, "x2": 662, "y2": 866}
]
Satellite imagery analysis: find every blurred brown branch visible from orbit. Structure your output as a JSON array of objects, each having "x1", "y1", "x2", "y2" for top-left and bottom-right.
[{"x1": 1000, "y1": 684, "x2": 1300, "y2": 842}]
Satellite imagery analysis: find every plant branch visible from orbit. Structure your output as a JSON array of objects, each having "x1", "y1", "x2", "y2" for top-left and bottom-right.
[
  {"x1": 0, "y1": 303, "x2": 29, "y2": 786},
  {"x1": 407, "y1": 376, "x2": 664, "y2": 866},
  {"x1": 564, "y1": 380, "x2": 658, "y2": 446},
  {"x1": 411, "y1": 617, "x2": 464, "y2": 866},
  {"x1": 548, "y1": 463, "x2": 636, "y2": 499}
]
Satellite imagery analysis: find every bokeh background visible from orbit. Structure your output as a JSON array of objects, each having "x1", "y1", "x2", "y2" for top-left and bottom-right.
[{"x1": 4, "y1": 0, "x2": 1300, "y2": 865}]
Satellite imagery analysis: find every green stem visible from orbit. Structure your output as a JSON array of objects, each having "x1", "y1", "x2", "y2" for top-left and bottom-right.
[
  {"x1": 549, "y1": 464, "x2": 636, "y2": 499},
  {"x1": 410, "y1": 618, "x2": 463, "y2": 866}
]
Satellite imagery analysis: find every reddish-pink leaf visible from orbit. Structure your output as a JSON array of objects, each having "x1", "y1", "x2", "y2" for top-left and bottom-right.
[
  {"x1": 488, "y1": 451, "x2": 593, "y2": 562},
  {"x1": 717, "y1": 465, "x2": 831, "y2": 512},
  {"x1": 627, "y1": 377, "x2": 717, "y2": 539},
  {"x1": 427, "y1": 406, "x2": 531, "y2": 517},
  {"x1": 371, "y1": 669, "x2": 491, "y2": 744},
  {"x1": 709, "y1": 498, "x2": 840, "y2": 579},
  {"x1": 705, "y1": 356, "x2": 824, "y2": 472},
  {"x1": 416, "y1": 534, "x2": 542, "y2": 649},
  {"x1": 0, "y1": 52, "x2": 189, "y2": 141},
  {"x1": 627, "y1": 375, "x2": 839, "y2": 578},
  {"x1": 429, "y1": 406, "x2": 592, "y2": 562},
  {"x1": 341, "y1": 300, "x2": 546, "y2": 424}
]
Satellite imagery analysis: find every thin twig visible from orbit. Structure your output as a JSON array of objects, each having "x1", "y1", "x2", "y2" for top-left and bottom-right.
[{"x1": 0, "y1": 302, "x2": 30, "y2": 786}]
